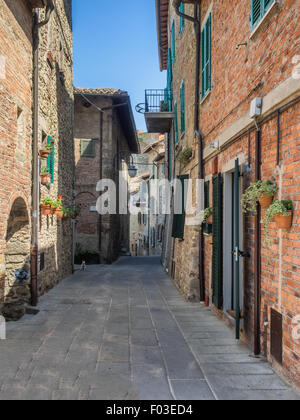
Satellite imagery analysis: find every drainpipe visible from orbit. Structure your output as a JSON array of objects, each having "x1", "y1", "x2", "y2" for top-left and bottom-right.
[
  {"x1": 254, "y1": 123, "x2": 261, "y2": 355},
  {"x1": 174, "y1": 2, "x2": 205, "y2": 302},
  {"x1": 31, "y1": 1, "x2": 54, "y2": 307}
]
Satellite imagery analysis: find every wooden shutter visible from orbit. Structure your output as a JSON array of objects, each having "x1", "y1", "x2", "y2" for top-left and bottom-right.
[
  {"x1": 212, "y1": 173, "x2": 223, "y2": 309},
  {"x1": 172, "y1": 174, "x2": 189, "y2": 239},
  {"x1": 204, "y1": 181, "x2": 212, "y2": 234},
  {"x1": 180, "y1": 80, "x2": 185, "y2": 134},
  {"x1": 251, "y1": 0, "x2": 262, "y2": 27},
  {"x1": 264, "y1": 0, "x2": 274, "y2": 11},
  {"x1": 174, "y1": 101, "x2": 179, "y2": 145},
  {"x1": 179, "y1": 2, "x2": 185, "y2": 34},
  {"x1": 201, "y1": 14, "x2": 211, "y2": 98},
  {"x1": 46, "y1": 136, "x2": 55, "y2": 183},
  {"x1": 171, "y1": 20, "x2": 175, "y2": 63}
]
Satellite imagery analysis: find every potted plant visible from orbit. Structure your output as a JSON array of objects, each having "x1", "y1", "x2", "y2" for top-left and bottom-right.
[
  {"x1": 161, "y1": 101, "x2": 169, "y2": 112},
  {"x1": 265, "y1": 200, "x2": 293, "y2": 229},
  {"x1": 39, "y1": 143, "x2": 53, "y2": 160},
  {"x1": 64, "y1": 206, "x2": 81, "y2": 219},
  {"x1": 178, "y1": 147, "x2": 193, "y2": 166},
  {"x1": 53, "y1": 195, "x2": 63, "y2": 217},
  {"x1": 40, "y1": 197, "x2": 54, "y2": 215},
  {"x1": 242, "y1": 180, "x2": 278, "y2": 214},
  {"x1": 40, "y1": 167, "x2": 51, "y2": 185}
]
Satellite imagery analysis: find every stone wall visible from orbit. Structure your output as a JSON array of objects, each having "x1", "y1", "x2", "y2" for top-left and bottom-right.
[
  {"x1": 37, "y1": 0, "x2": 74, "y2": 296},
  {"x1": 0, "y1": 0, "x2": 33, "y2": 317},
  {"x1": 74, "y1": 94, "x2": 131, "y2": 264}
]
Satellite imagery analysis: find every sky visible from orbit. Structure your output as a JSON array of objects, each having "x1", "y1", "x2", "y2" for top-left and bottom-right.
[{"x1": 73, "y1": 0, "x2": 166, "y2": 132}]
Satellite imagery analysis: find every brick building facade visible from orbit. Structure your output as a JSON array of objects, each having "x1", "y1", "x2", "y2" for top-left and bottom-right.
[
  {"x1": 0, "y1": 0, "x2": 74, "y2": 320},
  {"x1": 153, "y1": 0, "x2": 300, "y2": 387},
  {"x1": 74, "y1": 88, "x2": 139, "y2": 264}
]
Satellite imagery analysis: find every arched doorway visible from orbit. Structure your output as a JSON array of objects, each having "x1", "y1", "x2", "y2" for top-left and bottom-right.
[{"x1": 3, "y1": 197, "x2": 30, "y2": 321}]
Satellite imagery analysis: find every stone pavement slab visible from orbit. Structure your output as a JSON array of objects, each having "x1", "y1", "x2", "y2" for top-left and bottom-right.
[{"x1": 0, "y1": 257, "x2": 299, "y2": 400}]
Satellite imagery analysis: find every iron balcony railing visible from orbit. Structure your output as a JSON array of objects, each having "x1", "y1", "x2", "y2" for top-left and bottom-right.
[{"x1": 145, "y1": 89, "x2": 173, "y2": 113}]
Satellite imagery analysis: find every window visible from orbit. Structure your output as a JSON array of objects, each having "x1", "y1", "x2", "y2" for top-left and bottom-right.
[
  {"x1": 46, "y1": 136, "x2": 55, "y2": 183},
  {"x1": 179, "y1": 3, "x2": 185, "y2": 35},
  {"x1": 180, "y1": 80, "x2": 185, "y2": 134},
  {"x1": 172, "y1": 174, "x2": 189, "y2": 240},
  {"x1": 80, "y1": 139, "x2": 95, "y2": 158},
  {"x1": 201, "y1": 13, "x2": 211, "y2": 99},
  {"x1": 171, "y1": 20, "x2": 175, "y2": 63},
  {"x1": 17, "y1": 107, "x2": 23, "y2": 137},
  {"x1": 251, "y1": 0, "x2": 275, "y2": 29},
  {"x1": 174, "y1": 101, "x2": 179, "y2": 145}
]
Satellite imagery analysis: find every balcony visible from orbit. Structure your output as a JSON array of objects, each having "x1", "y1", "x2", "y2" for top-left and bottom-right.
[{"x1": 137, "y1": 90, "x2": 173, "y2": 133}]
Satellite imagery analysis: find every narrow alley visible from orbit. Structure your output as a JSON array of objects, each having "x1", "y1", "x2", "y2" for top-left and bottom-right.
[{"x1": 0, "y1": 258, "x2": 298, "y2": 401}]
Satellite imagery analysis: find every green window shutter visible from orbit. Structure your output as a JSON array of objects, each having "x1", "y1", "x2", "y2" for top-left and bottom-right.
[
  {"x1": 174, "y1": 101, "x2": 179, "y2": 145},
  {"x1": 167, "y1": 48, "x2": 172, "y2": 89},
  {"x1": 172, "y1": 174, "x2": 189, "y2": 239},
  {"x1": 180, "y1": 80, "x2": 185, "y2": 134},
  {"x1": 46, "y1": 136, "x2": 55, "y2": 183},
  {"x1": 204, "y1": 181, "x2": 212, "y2": 234},
  {"x1": 80, "y1": 139, "x2": 95, "y2": 158},
  {"x1": 171, "y1": 20, "x2": 175, "y2": 63},
  {"x1": 168, "y1": 135, "x2": 172, "y2": 181},
  {"x1": 179, "y1": 3, "x2": 185, "y2": 34},
  {"x1": 212, "y1": 173, "x2": 223, "y2": 309},
  {"x1": 251, "y1": 0, "x2": 262, "y2": 28},
  {"x1": 201, "y1": 14, "x2": 212, "y2": 99},
  {"x1": 264, "y1": 0, "x2": 274, "y2": 12}
]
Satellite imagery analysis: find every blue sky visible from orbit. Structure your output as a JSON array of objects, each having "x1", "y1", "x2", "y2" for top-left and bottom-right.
[{"x1": 73, "y1": 0, "x2": 166, "y2": 131}]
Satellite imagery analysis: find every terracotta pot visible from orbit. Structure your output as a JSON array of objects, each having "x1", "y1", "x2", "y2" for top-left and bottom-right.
[
  {"x1": 40, "y1": 204, "x2": 51, "y2": 215},
  {"x1": 50, "y1": 206, "x2": 56, "y2": 215},
  {"x1": 258, "y1": 193, "x2": 273, "y2": 209},
  {"x1": 41, "y1": 173, "x2": 51, "y2": 185},
  {"x1": 274, "y1": 212, "x2": 293, "y2": 230},
  {"x1": 206, "y1": 214, "x2": 213, "y2": 224},
  {"x1": 56, "y1": 210, "x2": 64, "y2": 220},
  {"x1": 39, "y1": 149, "x2": 50, "y2": 159}
]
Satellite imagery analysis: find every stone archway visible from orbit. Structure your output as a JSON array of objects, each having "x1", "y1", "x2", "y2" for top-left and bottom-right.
[{"x1": 3, "y1": 197, "x2": 30, "y2": 321}]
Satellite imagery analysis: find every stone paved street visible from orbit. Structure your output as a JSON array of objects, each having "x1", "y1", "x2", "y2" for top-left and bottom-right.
[{"x1": 0, "y1": 257, "x2": 299, "y2": 400}]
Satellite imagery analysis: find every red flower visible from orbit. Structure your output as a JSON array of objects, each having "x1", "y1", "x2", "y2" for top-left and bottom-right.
[{"x1": 58, "y1": 195, "x2": 62, "y2": 199}]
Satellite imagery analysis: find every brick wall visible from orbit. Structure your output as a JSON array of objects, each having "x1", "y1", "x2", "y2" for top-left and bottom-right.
[{"x1": 163, "y1": 0, "x2": 300, "y2": 387}]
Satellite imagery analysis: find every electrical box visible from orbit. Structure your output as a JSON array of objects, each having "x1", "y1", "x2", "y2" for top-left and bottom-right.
[{"x1": 250, "y1": 97, "x2": 263, "y2": 118}]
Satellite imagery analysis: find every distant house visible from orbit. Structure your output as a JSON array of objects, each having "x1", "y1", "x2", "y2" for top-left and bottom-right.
[{"x1": 74, "y1": 88, "x2": 139, "y2": 264}]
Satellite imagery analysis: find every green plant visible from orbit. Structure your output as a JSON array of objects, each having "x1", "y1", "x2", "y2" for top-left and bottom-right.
[
  {"x1": 42, "y1": 197, "x2": 55, "y2": 206},
  {"x1": 263, "y1": 200, "x2": 293, "y2": 247},
  {"x1": 44, "y1": 143, "x2": 53, "y2": 151},
  {"x1": 241, "y1": 180, "x2": 278, "y2": 214},
  {"x1": 203, "y1": 207, "x2": 213, "y2": 222},
  {"x1": 41, "y1": 166, "x2": 50, "y2": 175},
  {"x1": 178, "y1": 147, "x2": 193, "y2": 165},
  {"x1": 53, "y1": 195, "x2": 63, "y2": 209},
  {"x1": 161, "y1": 101, "x2": 169, "y2": 112},
  {"x1": 63, "y1": 206, "x2": 81, "y2": 218}
]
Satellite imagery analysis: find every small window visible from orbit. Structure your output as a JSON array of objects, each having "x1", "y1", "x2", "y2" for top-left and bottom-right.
[
  {"x1": 80, "y1": 139, "x2": 95, "y2": 158},
  {"x1": 251, "y1": 0, "x2": 275, "y2": 30},
  {"x1": 180, "y1": 80, "x2": 185, "y2": 134},
  {"x1": 17, "y1": 107, "x2": 23, "y2": 137},
  {"x1": 201, "y1": 14, "x2": 212, "y2": 99},
  {"x1": 179, "y1": 3, "x2": 185, "y2": 35}
]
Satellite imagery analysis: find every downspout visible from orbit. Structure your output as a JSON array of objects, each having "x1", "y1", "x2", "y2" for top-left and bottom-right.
[
  {"x1": 31, "y1": 1, "x2": 54, "y2": 307},
  {"x1": 254, "y1": 123, "x2": 261, "y2": 355},
  {"x1": 99, "y1": 112, "x2": 103, "y2": 257},
  {"x1": 174, "y1": 1, "x2": 205, "y2": 302}
]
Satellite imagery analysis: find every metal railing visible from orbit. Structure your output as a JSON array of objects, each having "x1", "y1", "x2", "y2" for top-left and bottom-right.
[{"x1": 145, "y1": 89, "x2": 173, "y2": 113}]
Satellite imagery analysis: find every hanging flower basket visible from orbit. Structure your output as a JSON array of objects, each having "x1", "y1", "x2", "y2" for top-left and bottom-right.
[
  {"x1": 40, "y1": 204, "x2": 52, "y2": 215},
  {"x1": 258, "y1": 192, "x2": 274, "y2": 209},
  {"x1": 56, "y1": 209, "x2": 64, "y2": 220},
  {"x1": 41, "y1": 173, "x2": 51, "y2": 185},
  {"x1": 274, "y1": 213, "x2": 293, "y2": 230}
]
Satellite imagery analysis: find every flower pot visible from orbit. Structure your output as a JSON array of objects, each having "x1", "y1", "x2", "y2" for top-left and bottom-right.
[
  {"x1": 50, "y1": 206, "x2": 56, "y2": 215},
  {"x1": 56, "y1": 210, "x2": 64, "y2": 220},
  {"x1": 41, "y1": 173, "x2": 51, "y2": 185},
  {"x1": 40, "y1": 204, "x2": 51, "y2": 215},
  {"x1": 258, "y1": 193, "x2": 273, "y2": 209},
  {"x1": 274, "y1": 212, "x2": 293, "y2": 230},
  {"x1": 39, "y1": 149, "x2": 50, "y2": 159}
]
